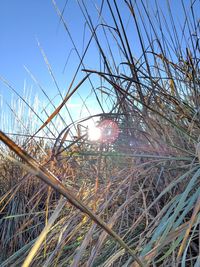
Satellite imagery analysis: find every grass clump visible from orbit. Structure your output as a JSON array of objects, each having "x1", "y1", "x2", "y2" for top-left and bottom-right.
[{"x1": 0, "y1": 0, "x2": 200, "y2": 266}]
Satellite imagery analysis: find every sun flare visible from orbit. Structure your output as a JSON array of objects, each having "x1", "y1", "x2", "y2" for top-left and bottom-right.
[{"x1": 87, "y1": 125, "x2": 101, "y2": 141}]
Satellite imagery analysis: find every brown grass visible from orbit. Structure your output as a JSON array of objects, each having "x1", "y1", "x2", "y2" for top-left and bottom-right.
[{"x1": 0, "y1": 0, "x2": 200, "y2": 266}]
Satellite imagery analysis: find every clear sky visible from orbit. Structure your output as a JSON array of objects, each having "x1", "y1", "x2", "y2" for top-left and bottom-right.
[
  {"x1": 0, "y1": 1, "x2": 87, "y2": 99},
  {"x1": 0, "y1": 0, "x2": 190, "y2": 93},
  {"x1": 0, "y1": 0, "x2": 197, "y2": 135},
  {"x1": 0, "y1": 0, "x2": 104, "y2": 134}
]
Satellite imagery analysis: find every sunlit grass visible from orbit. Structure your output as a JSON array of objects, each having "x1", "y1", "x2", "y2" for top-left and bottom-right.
[{"x1": 0, "y1": 0, "x2": 200, "y2": 266}]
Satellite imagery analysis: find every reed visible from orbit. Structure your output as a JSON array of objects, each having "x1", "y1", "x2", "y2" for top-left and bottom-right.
[{"x1": 0, "y1": 0, "x2": 200, "y2": 266}]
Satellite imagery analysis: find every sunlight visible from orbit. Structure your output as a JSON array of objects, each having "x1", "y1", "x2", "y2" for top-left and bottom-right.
[{"x1": 87, "y1": 124, "x2": 101, "y2": 141}]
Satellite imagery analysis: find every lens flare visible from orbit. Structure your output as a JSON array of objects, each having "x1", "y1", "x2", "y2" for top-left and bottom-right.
[
  {"x1": 98, "y1": 119, "x2": 119, "y2": 143},
  {"x1": 87, "y1": 119, "x2": 119, "y2": 143}
]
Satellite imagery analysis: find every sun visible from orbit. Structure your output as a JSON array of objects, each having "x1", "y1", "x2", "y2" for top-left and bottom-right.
[
  {"x1": 86, "y1": 119, "x2": 119, "y2": 143},
  {"x1": 87, "y1": 124, "x2": 101, "y2": 141}
]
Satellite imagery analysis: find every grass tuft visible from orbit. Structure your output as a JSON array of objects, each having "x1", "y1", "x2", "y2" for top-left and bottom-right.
[{"x1": 0, "y1": 0, "x2": 200, "y2": 266}]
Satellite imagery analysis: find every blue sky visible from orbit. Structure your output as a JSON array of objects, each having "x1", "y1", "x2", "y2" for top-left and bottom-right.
[
  {"x1": 0, "y1": 0, "x2": 197, "y2": 135},
  {"x1": 0, "y1": 0, "x2": 189, "y2": 96},
  {"x1": 0, "y1": 1, "x2": 86, "y2": 99},
  {"x1": 0, "y1": 0, "x2": 105, "y2": 133}
]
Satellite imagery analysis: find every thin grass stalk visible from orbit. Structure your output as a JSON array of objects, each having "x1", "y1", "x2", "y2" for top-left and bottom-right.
[{"x1": 22, "y1": 197, "x2": 66, "y2": 267}]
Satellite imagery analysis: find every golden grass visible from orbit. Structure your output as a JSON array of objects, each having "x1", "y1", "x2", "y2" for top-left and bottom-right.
[{"x1": 0, "y1": 0, "x2": 200, "y2": 266}]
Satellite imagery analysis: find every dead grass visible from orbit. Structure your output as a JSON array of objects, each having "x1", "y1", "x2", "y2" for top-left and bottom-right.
[{"x1": 0, "y1": 0, "x2": 200, "y2": 266}]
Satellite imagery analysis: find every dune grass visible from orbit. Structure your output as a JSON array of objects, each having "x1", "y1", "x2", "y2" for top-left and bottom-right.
[{"x1": 0, "y1": 0, "x2": 200, "y2": 266}]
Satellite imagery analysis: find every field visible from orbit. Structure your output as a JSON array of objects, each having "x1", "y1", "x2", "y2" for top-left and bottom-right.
[{"x1": 0, "y1": 1, "x2": 200, "y2": 266}]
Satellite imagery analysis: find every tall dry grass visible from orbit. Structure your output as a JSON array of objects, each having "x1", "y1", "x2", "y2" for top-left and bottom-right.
[{"x1": 0, "y1": 0, "x2": 200, "y2": 266}]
